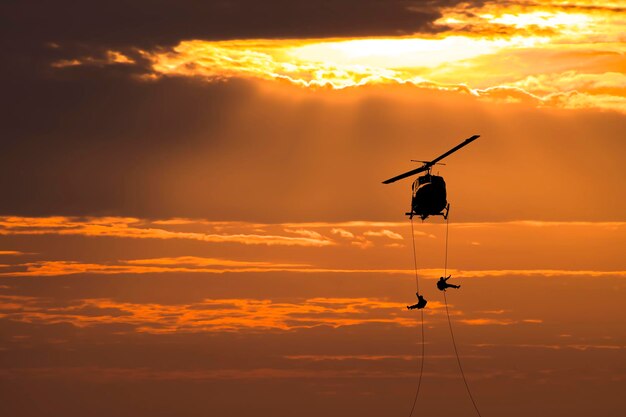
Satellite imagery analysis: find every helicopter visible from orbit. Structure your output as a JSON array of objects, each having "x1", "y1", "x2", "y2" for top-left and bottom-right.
[{"x1": 382, "y1": 135, "x2": 479, "y2": 220}]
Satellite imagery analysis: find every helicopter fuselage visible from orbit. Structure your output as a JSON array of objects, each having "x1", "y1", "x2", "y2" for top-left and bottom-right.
[
  {"x1": 382, "y1": 134, "x2": 478, "y2": 220},
  {"x1": 410, "y1": 174, "x2": 448, "y2": 220}
]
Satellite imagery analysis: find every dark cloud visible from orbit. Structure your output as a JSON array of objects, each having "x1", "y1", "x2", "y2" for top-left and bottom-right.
[
  {"x1": 0, "y1": 1, "x2": 483, "y2": 80},
  {"x1": 0, "y1": 64, "x2": 255, "y2": 217},
  {"x1": 0, "y1": 0, "x2": 495, "y2": 89},
  {"x1": 2, "y1": 1, "x2": 480, "y2": 50},
  {"x1": 5, "y1": 1, "x2": 427, "y2": 99}
]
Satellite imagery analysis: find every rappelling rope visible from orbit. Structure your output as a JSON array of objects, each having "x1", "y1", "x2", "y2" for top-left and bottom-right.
[
  {"x1": 444, "y1": 215, "x2": 450, "y2": 276},
  {"x1": 442, "y1": 216, "x2": 483, "y2": 417},
  {"x1": 408, "y1": 217, "x2": 425, "y2": 417},
  {"x1": 410, "y1": 217, "x2": 421, "y2": 293}
]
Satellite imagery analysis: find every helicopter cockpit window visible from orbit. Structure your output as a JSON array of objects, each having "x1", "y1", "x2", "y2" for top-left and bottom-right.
[{"x1": 418, "y1": 174, "x2": 432, "y2": 186}]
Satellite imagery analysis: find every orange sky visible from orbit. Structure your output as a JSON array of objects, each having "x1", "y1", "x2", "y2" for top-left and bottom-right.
[{"x1": 1, "y1": 1, "x2": 625, "y2": 416}]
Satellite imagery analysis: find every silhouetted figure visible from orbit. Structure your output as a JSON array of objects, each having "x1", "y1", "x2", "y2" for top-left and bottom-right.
[
  {"x1": 407, "y1": 292, "x2": 428, "y2": 310},
  {"x1": 437, "y1": 275, "x2": 460, "y2": 291}
]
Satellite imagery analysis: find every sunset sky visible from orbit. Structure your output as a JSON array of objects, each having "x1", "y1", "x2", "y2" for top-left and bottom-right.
[{"x1": 1, "y1": 1, "x2": 625, "y2": 416}]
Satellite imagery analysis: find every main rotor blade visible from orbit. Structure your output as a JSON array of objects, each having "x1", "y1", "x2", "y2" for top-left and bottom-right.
[
  {"x1": 428, "y1": 134, "x2": 480, "y2": 167},
  {"x1": 382, "y1": 165, "x2": 428, "y2": 184},
  {"x1": 381, "y1": 134, "x2": 480, "y2": 184}
]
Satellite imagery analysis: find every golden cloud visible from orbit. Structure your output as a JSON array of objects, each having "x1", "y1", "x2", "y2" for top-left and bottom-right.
[
  {"x1": 458, "y1": 318, "x2": 543, "y2": 326},
  {"x1": 50, "y1": 0, "x2": 625, "y2": 113},
  {"x1": 0, "y1": 216, "x2": 334, "y2": 247},
  {"x1": 52, "y1": 51, "x2": 134, "y2": 68},
  {"x1": 0, "y1": 250, "x2": 26, "y2": 256},
  {"x1": 330, "y1": 228, "x2": 355, "y2": 239},
  {"x1": 120, "y1": 1, "x2": 623, "y2": 112},
  {"x1": 124, "y1": 256, "x2": 307, "y2": 268},
  {"x1": 363, "y1": 230, "x2": 404, "y2": 240},
  {"x1": 0, "y1": 295, "x2": 422, "y2": 333}
]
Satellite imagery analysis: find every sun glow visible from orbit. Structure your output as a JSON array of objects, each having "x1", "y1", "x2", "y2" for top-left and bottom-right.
[
  {"x1": 487, "y1": 11, "x2": 592, "y2": 30},
  {"x1": 288, "y1": 36, "x2": 542, "y2": 69},
  {"x1": 146, "y1": 34, "x2": 554, "y2": 90}
]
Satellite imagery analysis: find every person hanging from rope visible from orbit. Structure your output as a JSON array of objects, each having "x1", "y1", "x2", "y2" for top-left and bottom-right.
[
  {"x1": 407, "y1": 292, "x2": 428, "y2": 310},
  {"x1": 437, "y1": 275, "x2": 460, "y2": 291}
]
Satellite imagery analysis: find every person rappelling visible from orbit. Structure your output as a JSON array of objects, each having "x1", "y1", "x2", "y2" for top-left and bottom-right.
[
  {"x1": 436, "y1": 275, "x2": 460, "y2": 291},
  {"x1": 407, "y1": 292, "x2": 428, "y2": 310}
]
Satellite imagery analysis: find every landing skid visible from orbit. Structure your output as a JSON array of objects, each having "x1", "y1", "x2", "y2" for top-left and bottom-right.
[
  {"x1": 442, "y1": 203, "x2": 450, "y2": 220},
  {"x1": 405, "y1": 203, "x2": 450, "y2": 221}
]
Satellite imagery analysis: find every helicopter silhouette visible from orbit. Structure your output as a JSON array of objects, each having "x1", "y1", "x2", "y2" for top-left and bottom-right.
[{"x1": 382, "y1": 135, "x2": 479, "y2": 220}]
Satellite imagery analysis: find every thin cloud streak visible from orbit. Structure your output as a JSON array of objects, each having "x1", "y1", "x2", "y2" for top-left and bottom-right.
[
  {"x1": 0, "y1": 366, "x2": 492, "y2": 382},
  {"x1": 459, "y1": 318, "x2": 543, "y2": 326},
  {"x1": 0, "y1": 217, "x2": 334, "y2": 247},
  {"x1": 1, "y1": 258, "x2": 624, "y2": 278},
  {"x1": 124, "y1": 256, "x2": 309, "y2": 268},
  {"x1": 474, "y1": 343, "x2": 626, "y2": 351},
  {"x1": 363, "y1": 230, "x2": 404, "y2": 240},
  {"x1": 1, "y1": 216, "x2": 624, "y2": 243},
  {"x1": 284, "y1": 354, "x2": 488, "y2": 361}
]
